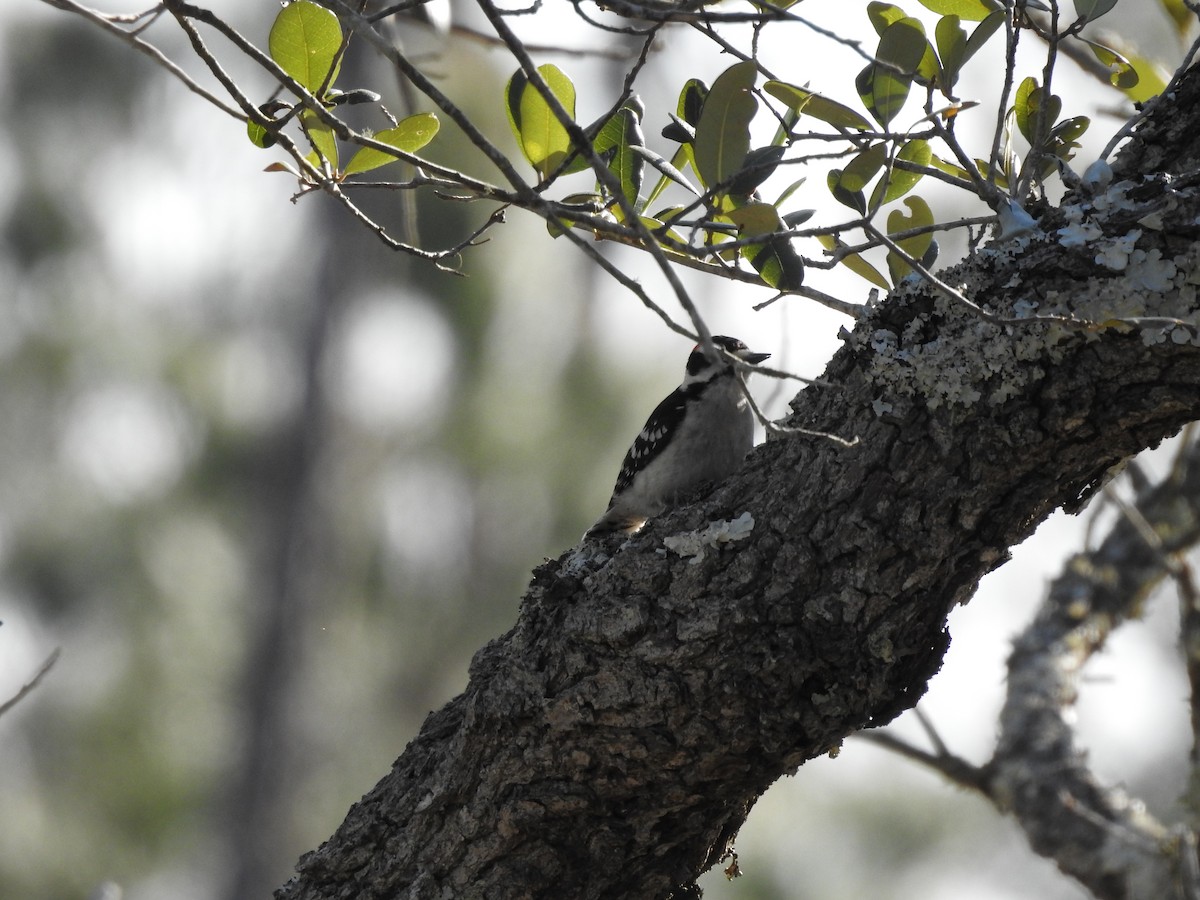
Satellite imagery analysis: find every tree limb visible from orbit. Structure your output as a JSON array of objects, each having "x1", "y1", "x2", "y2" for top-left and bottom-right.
[{"x1": 275, "y1": 61, "x2": 1200, "y2": 900}]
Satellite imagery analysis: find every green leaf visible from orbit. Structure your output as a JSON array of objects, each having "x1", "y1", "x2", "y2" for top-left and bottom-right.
[
  {"x1": 726, "y1": 202, "x2": 805, "y2": 290},
  {"x1": 935, "y1": 16, "x2": 968, "y2": 92},
  {"x1": 1083, "y1": 38, "x2": 1167, "y2": 103},
  {"x1": 915, "y1": 0, "x2": 1000, "y2": 20},
  {"x1": 694, "y1": 60, "x2": 758, "y2": 190},
  {"x1": 859, "y1": 18, "x2": 929, "y2": 126},
  {"x1": 546, "y1": 192, "x2": 607, "y2": 238},
  {"x1": 592, "y1": 105, "x2": 647, "y2": 214},
  {"x1": 728, "y1": 145, "x2": 785, "y2": 197},
  {"x1": 343, "y1": 113, "x2": 440, "y2": 176},
  {"x1": 505, "y1": 64, "x2": 577, "y2": 180},
  {"x1": 817, "y1": 234, "x2": 890, "y2": 289},
  {"x1": 885, "y1": 195, "x2": 934, "y2": 284},
  {"x1": 840, "y1": 142, "x2": 888, "y2": 192},
  {"x1": 867, "y1": 2, "x2": 909, "y2": 35},
  {"x1": 247, "y1": 119, "x2": 275, "y2": 149},
  {"x1": 678, "y1": 78, "x2": 709, "y2": 127},
  {"x1": 300, "y1": 107, "x2": 337, "y2": 171},
  {"x1": 1121, "y1": 54, "x2": 1169, "y2": 104},
  {"x1": 929, "y1": 153, "x2": 974, "y2": 185},
  {"x1": 872, "y1": 139, "x2": 932, "y2": 207},
  {"x1": 1013, "y1": 77, "x2": 1060, "y2": 145},
  {"x1": 999, "y1": 108, "x2": 1017, "y2": 188},
  {"x1": 1072, "y1": 0, "x2": 1119, "y2": 23},
  {"x1": 828, "y1": 143, "x2": 887, "y2": 212},
  {"x1": 764, "y1": 81, "x2": 873, "y2": 130},
  {"x1": 775, "y1": 176, "x2": 807, "y2": 207},
  {"x1": 269, "y1": 0, "x2": 343, "y2": 95}
]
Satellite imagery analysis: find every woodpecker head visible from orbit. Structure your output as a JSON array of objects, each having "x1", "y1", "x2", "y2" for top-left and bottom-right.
[{"x1": 682, "y1": 335, "x2": 770, "y2": 387}]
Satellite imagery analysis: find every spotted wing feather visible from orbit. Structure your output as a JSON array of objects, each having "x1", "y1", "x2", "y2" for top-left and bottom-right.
[{"x1": 609, "y1": 386, "x2": 689, "y2": 499}]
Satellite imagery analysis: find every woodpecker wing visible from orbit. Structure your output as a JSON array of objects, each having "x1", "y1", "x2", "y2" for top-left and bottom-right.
[{"x1": 609, "y1": 385, "x2": 690, "y2": 499}]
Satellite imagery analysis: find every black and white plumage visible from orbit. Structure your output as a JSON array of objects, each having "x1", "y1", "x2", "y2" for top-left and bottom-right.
[{"x1": 588, "y1": 335, "x2": 770, "y2": 536}]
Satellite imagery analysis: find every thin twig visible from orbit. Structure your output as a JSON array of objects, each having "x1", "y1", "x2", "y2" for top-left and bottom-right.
[
  {"x1": 0, "y1": 648, "x2": 61, "y2": 719},
  {"x1": 37, "y1": 0, "x2": 243, "y2": 118}
]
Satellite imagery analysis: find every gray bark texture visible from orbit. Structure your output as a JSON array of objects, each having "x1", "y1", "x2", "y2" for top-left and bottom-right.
[{"x1": 276, "y1": 64, "x2": 1200, "y2": 900}]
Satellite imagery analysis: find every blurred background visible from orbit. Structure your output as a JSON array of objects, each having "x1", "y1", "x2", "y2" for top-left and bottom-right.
[{"x1": 0, "y1": 1, "x2": 1193, "y2": 899}]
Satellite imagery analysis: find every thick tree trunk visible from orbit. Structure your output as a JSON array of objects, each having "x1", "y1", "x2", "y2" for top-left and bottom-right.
[{"x1": 277, "y1": 65, "x2": 1200, "y2": 900}]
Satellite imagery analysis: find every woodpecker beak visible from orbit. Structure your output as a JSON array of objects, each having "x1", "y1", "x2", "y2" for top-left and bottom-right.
[{"x1": 741, "y1": 350, "x2": 770, "y2": 365}]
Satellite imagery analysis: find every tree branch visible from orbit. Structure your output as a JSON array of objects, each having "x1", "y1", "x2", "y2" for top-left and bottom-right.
[
  {"x1": 992, "y1": 434, "x2": 1200, "y2": 899},
  {"x1": 275, "y1": 61, "x2": 1200, "y2": 900}
]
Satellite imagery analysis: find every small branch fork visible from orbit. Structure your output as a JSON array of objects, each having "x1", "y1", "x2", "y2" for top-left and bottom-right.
[{"x1": 863, "y1": 432, "x2": 1200, "y2": 900}]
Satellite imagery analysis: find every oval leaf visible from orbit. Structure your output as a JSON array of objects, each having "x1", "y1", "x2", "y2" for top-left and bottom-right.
[
  {"x1": 935, "y1": 15, "x2": 968, "y2": 92},
  {"x1": 505, "y1": 64, "x2": 577, "y2": 180},
  {"x1": 300, "y1": 107, "x2": 337, "y2": 171},
  {"x1": 840, "y1": 142, "x2": 888, "y2": 192},
  {"x1": 886, "y1": 195, "x2": 934, "y2": 284},
  {"x1": 269, "y1": 0, "x2": 343, "y2": 94},
  {"x1": 343, "y1": 113, "x2": 440, "y2": 176},
  {"x1": 594, "y1": 105, "x2": 647, "y2": 210},
  {"x1": 872, "y1": 139, "x2": 932, "y2": 207},
  {"x1": 818, "y1": 234, "x2": 890, "y2": 289},
  {"x1": 867, "y1": 2, "x2": 909, "y2": 35},
  {"x1": 861, "y1": 18, "x2": 929, "y2": 126},
  {"x1": 694, "y1": 61, "x2": 758, "y2": 190},
  {"x1": 916, "y1": 0, "x2": 1000, "y2": 20},
  {"x1": 727, "y1": 203, "x2": 804, "y2": 290},
  {"x1": 764, "y1": 81, "x2": 873, "y2": 131}
]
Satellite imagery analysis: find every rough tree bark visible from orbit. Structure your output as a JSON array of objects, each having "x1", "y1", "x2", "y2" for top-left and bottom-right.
[{"x1": 276, "y1": 64, "x2": 1200, "y2": 900}]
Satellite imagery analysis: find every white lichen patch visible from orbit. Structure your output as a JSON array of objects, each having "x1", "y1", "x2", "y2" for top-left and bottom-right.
[
  {"x1": 663, "y1": 512, "x2": 755, "y2": 564},
  {"x1": 1094, "y1": 229, "x2": 1141, "y2": 270},
  {"x1": 855, "y1": 178, "x2": 1200, "y2": 411}
]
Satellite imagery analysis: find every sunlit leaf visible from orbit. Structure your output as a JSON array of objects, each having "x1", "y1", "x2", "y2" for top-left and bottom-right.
[
  {"x1": 929, "y1": 153, "x2": 975, "y2": 186},
  {"x1": 828, "y1": 143, "x2": 886, "y2": 213},
  {"x1": 1084, "y1": 39, "x2": 1139, "y2": 91},
  {"x1": 872, "y1": 139, "x2": 932, "y2": 207},
  {"x1": 247, "y1": 119, "x2": 275, "y2": 149},
  {"x1": 840, "y1": 143, "x2": 888, "y2": 192},
  {"x1": 817, "y1": 234, "x2": 890, "y2": 289},
  {"x1": 342, "y1": 113, "x2": 440, "y2": 176},
  {"x1": 269, "y1": 0, "x2": 343, "y2": 95},
  {"x1": 775, "y1": 176, "x2": 807, "y2": 207},
  {"x1": 1120, "y1": 53, "x2": 1169, "y2": 103},
  {"x1": 726, "y1": 202, "x2": 805, "y2": 290},
  {"x1": 300, "y1": 107, "x2": 337, "y2": 171},
  {"x1": 916, "y1": 0, "x2": 1000, "y2": 19},
  {"x1": 678, "y1": 78, "x2": 709, "y2": 127},
  {"x1": 636, "y1": 144, "x2": 701, "y2": 205},
  {"x1": 694, "y1": 61, "x2": 758, "y2": 189},
  {"x1": 867, "y1": 2, "x2": 909, "y2": 35},
  {"x1": 505, "y1": 64, "x2": 577, "y2": 180},
  {"x1": 886, "y1": 195, "x2": 934, "y2": 284},
  {"x1": 764, "y1": 81, "x2": 873, "y2": 130},
  {"x1": 1014, "y1": 77, "x2": 1060, "y2": 145}
]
